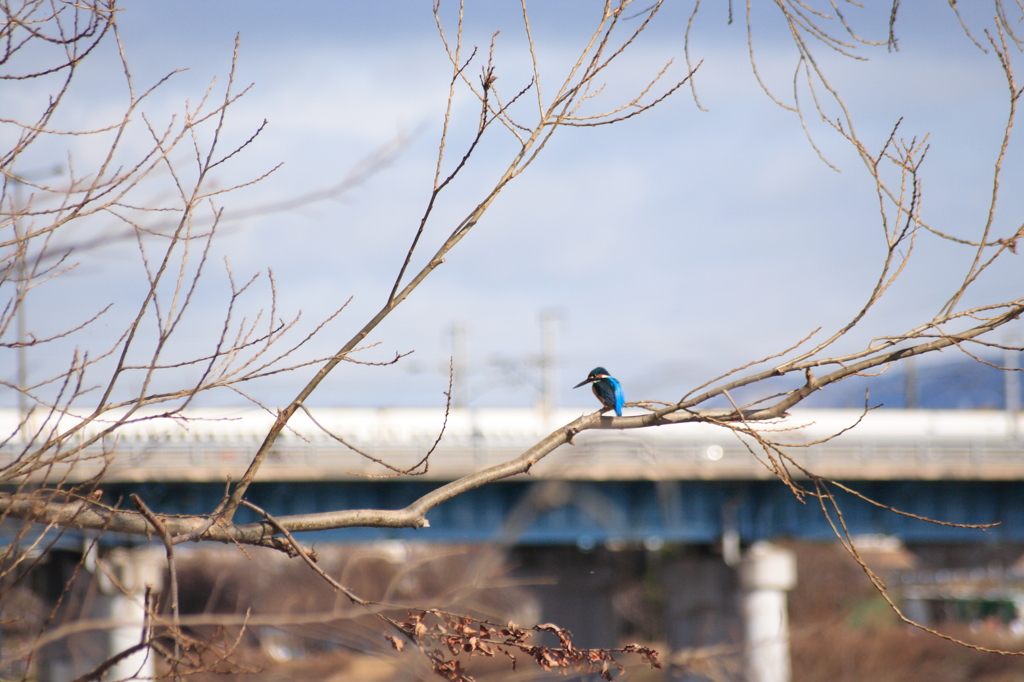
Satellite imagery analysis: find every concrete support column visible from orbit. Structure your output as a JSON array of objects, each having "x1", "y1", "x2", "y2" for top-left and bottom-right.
[
  {"x1": 98, "y1": 547, "x2": 164, "y2": 681},
  {"x1": 740, "y1": 542, "x2": 796, "y2": 682}
]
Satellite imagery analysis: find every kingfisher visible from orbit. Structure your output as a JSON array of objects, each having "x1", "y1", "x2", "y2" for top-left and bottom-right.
[{"x1": 573, "y1": 367, "x2": 624, "y2": 417}]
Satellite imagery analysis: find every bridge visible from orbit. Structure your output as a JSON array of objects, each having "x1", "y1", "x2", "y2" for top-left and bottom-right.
[
  {"x1": 4, "y1": 406, "x2": 1023, "y2": 544},
  {"x1": 6, "y1": 407, "x2": 1024, "y2": 682}
]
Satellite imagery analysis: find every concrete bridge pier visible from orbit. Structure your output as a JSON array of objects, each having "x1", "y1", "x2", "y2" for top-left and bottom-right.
[
  {"x1": 97, "y1": 547, "x2": 164, "y2": 681},
  {"x1": 740, "y1": 543, "x2": 797, "y2": 682}
]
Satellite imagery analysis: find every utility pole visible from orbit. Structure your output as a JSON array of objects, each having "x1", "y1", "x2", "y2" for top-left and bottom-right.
[
  {"x1": 450, "y1": 322, "x2": 467, "y2": 408},
  {"x1": 538, "y1": 310, "x2": 561, "y2": 418},
  {"x1": 904, "y1": 355, "x2": 918, "y2": 409},
  {"x1": 12, "y1": 178, "x2": 29, "y2": 438},
  {"x1": 9, "y1": 166, "x2": 62, "y2": 439},
  {"x1": 1006, "y1": 338, "x2": 1021, "y2": 440}
]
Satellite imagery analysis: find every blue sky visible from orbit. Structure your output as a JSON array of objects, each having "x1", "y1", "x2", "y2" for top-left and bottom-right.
[{"x1": 7, "y1": 1, "x2": 1024, "y2": 410}]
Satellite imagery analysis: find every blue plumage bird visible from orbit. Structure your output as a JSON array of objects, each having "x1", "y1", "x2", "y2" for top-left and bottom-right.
[{"x1": 573, "y1": 367, "x2": 624, "y2": 416}]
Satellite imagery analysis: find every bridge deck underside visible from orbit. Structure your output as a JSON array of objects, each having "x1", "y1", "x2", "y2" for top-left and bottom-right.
[{"x1": 89, "y1": 479, "x2": 1024, "y2": 545}]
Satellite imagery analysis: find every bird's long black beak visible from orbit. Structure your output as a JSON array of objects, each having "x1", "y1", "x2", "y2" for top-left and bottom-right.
[{"x1": 573, "y1": 377, "x2": 595, "y2": 389}]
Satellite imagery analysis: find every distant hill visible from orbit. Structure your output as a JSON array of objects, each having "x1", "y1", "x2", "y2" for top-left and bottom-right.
[
  {"x1": 802, "y1": 353, "x2": 1021, "y2": 409},
  {"x1": 703, "y1": 353, "x2": 1022, "y2": 410}
]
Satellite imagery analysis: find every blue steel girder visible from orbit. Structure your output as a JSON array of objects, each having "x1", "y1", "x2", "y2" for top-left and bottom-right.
[{"x1": 89, "y1": 478, "x2": 1024, "y2": 546}]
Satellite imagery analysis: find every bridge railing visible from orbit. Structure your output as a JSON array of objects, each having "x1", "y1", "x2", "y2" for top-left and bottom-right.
[{"x1": 3, "y1": 434, "x2": 1022, "y2": 482}]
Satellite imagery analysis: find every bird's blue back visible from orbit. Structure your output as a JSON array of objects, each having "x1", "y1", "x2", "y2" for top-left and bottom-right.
[{"x1": 592, "y1": 376, "x2": 624, "y2": 416}]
